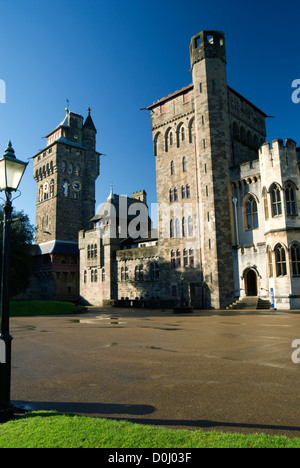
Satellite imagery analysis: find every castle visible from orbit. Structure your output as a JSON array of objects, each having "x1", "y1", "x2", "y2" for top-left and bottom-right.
[{"x1": 31, "y1": 30, "x2": 300, "y2": 310}]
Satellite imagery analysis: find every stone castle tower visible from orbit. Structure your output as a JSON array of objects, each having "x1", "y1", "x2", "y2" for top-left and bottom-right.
[
  {"x1": 31, "y1": 107, "x2": 100, "y2": 300},
  {"x1": 189, "y1": 31, "x2": 235, "y2": 308}
]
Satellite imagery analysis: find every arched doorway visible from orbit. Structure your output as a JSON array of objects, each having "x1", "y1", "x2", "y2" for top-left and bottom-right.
[{"x1": 245, "y1": 269, "x2": 258, "y2": 296}]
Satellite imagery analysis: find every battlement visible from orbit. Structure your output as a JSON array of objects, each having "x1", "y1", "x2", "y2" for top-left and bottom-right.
[
  {"x1": 190, "y1": 30, "x2": 226, "y2": 69},
  {"x1": 259, "y1": 138, "x2": 297, "y2": 153}
]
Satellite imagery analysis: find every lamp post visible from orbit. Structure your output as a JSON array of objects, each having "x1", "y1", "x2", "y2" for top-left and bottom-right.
[{"x1": 0, "y1": 141, "x2": 28, "y2": 422}]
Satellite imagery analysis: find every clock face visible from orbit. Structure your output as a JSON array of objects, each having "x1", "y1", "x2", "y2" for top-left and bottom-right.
[{"x1": 72, "y1": 180, "x2": 82, "y2": 192}]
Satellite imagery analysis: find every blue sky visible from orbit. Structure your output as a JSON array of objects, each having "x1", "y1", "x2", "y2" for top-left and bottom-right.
[{"x1": 0, "y1": 0, "x2": 299, "y2": 228}]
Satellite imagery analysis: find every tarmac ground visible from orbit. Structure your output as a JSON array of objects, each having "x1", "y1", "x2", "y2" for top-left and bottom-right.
[{"x1": 9, "y1": 307, "x2": 300, "y2": 438}]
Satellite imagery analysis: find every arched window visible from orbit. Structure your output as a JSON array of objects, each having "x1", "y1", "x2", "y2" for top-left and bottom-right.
[
  {"x1": 39, "y1": 185, "x2": 43, "y2": 202},
  {"x1": 275, "y1": 244, "x2": 287, "y2": 276},
  {"x1": 175, "y1": 219, "x2": 180, "y2": 237},
  {"x1": 285, "y1": 183, "x2": 296, "y2": 215},
  {"x1": 181, "y1": 126, "x2": 185, "y2": 141},
  {"x1": 182, "y1": 217, "x2": 187, "y2": 237},
  {"x1": 169, "y1": 189, "x2": 174, "y2": 202},
  {"x1": 171, "y1": 250, "x2": 176, "y2": 269},
  {"x1": 121, "y1": 266, "x2": 125, "y2": 281},
  {"x1": 87, "y1": 245, "x2": 91, "y2": 259},
  {"x1": 188, "y1": 216, "x2": 193, "y2": 237},
  {"x1": 50, "y1": 179, "x2": 55, "y2": 197},
  {"x1": 182, "y1": 157, "x2": 187, "y2": 172},
  {"x1": 170, "y1": 219, "x2": 174, "y2": 238},
  {"x1": 75, "y1": 164, "x2": 81, "y2": 176},
  {"x1": 291, "y1": 243, "x2": 300, "y2": 276},
  {"x1": 94, "y1": 269, "x2": 98, "y2": 283},
  {"x1": 84, "y1": 271, "x2": 87, "y2": 283},
  {"x1": 174, "y1": 187, "x2": 178, "y2": 201},
  {"x1": 169, "y1": 132, "x2": 173, "y2": 146},
  {"x1": 91, "y1": 270, "x2": 94, "y2": 283},
  {"x1": 102, "y1": 268, "x2": 105, "y2": 282},
  {"x1": 267, "y1": 246, "x2": 273, "y2": 277},
  {"x1": 170, "y1": 161, "x2": 175, "y2": 175},
  {"x1": 271, "y1": 185, "x2": 282, "y2": 216},
  {"x1": 181, "y1": 185, "x2": 186, "y2": 199},
  {"x1": 125, "y1": 266, "x2": 129, "y2": 280},
  {"x1": 183, "y1": 248, "x2": 188, "y2": 266},
  {"x1": 94, "y1": 244, "x2": 98, "y2": 258},
  {"x1": 186, "y1": 185, "x2": 190, "y2": 198},
  {"x1": 246, "y1": 195, "x2": 258, "y2": 230}
]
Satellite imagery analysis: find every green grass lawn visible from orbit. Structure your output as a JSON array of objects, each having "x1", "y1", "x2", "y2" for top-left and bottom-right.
[
  {"x1": 0, "y1": 411, "x2": 299, "y2": 448},
  {"x1": 10, "y1": 301, "x2": 85, "y2": 317}
]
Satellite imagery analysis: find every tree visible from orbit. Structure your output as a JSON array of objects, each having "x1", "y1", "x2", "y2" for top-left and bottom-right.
[{"x1": 0, "y1": 207, "x2": 34, "y2": 298}]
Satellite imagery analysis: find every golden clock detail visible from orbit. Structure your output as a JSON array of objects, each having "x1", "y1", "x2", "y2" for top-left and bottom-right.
[{"x1": 72, "y1": 181, "x2": 82, "y2": 192}]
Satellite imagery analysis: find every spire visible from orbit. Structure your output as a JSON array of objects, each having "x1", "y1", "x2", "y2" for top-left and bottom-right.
[{"x1": 83, "y1": 107, "x2": 97, "y2": 132}]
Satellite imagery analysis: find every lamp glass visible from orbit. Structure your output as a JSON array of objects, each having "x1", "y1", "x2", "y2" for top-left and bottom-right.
[{"x1": 0, "y1": 156, "x2": 27, "y2": 192}]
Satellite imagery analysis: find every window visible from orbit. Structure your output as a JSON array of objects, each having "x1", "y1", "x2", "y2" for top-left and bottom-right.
[
  {"x1": 181, "y1": 185, "x2": 186, "y2": 199},
  {"x1": 94, "y1": 244, "x2": 98, "y2": 258},
  {"x1": 94, "y1": 269, "x2": 98, "y2": 283},
  {"x1": 275, "y1": 245, "x2": 287, "y2": 276},
  {"x1": 125, "y1": 267, "x2": 129, "y2": 280},
  {"x1": 189, "y1": 249, "x2": 194, "y2": 266},
  {"x1": 84, "y1": 270, "x2": 87, "y2": 283},
  {"x1": 169, "y1": 132, "x2": 173, "y2": 146},
  {"x1": 171, "y1": 250, "x2": 176, "y2": 269},
  {"x1": 188, "y1": 216, "x2": 193, "y2": 237},
  {"x1": 170, "y1": 161, "x2": 175, "y2": 175},
  {"x1": 291, "y1": 243, "x2": 300, "y2": 276},
  {"x1": 91, "y1": 270, "x2": 94, "y2": 282},
  {"x1": 135, "y1": 265, "x2": 143, "y2": 281},
  {"x1": 87, "y1": 245, "x2": 91, "y2": 259},
  {"x1": 267, "y1": 246, "x2": 273, "y2": 277},
  {"x1": 121, "y1": 267, "x2": 125, "y2": 281},
  {"x1": 150, "y1": 262, "x2": 159, "y2": 281},
  {"x1": 186, "y1": 185, "x2": 190, "y2": 198},
  {"x1": 285, "y1": 183, "x2": 296, "y2": 215},
  {"x1": 183, "y1": 248, "x2": 188, "y2": 267},
  {"x1": 182, "y1": 157, "x2": 187, "y2": 172},
  {"x1": 170, "y1": 219, "x2": 174, "y2": 238},
  {"x1": 182, "y1": 217, "x2": 187, "y2": 237},
  {"x1": 174, "y1": 188, "x2": 178, "y2": 201},
  {"x1": 176, "y1": 250, "x2": 181, "y2": 268},
  {"x1": 181, "y1": 127, "x2": 185, "y2": 141},
  {"x1": 246, "y1": 196, "x2": 258, "y2": 230},
  {"x1": 102, "y1": 268, "x2": 105, "y2": 282},
  {"x1": 50, "y1": 179, "x2": 55, "y2": 197},
  {"x1": 271, "y1": 185, "x2": 282, "y2": 216},
  {"x1": 175, "y1": 219, "x2": 180, "y2": 238},
  {"x1": 169, "y1": 189, "x2": 174, "y2": 202}
]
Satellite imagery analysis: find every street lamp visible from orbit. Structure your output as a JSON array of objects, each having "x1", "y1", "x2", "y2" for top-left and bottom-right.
[{"x1": 0, "y1": 141, "x2": 28, "y2": 422}]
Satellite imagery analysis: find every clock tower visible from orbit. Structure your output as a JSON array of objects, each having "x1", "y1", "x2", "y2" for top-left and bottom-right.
[{"x1": 32, "y1": 107, "x2": 100, "y2": 300}]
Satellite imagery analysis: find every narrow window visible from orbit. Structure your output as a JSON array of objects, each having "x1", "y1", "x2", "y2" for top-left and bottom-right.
[
  {"x1": 84, "y1": 270, "x2": 87, "y2": 283},
  {"x1": 171, "y1": 250, "x2": 176, "y2": 269},
  {"x1": 170, "y1": 160, "x2": 175, "y2": 175},
  {"x1": 169, "y1": 132, "x2": 173, "y2": 146},
  {"x1": 271, "y1": 185, "x2": 282, "y2": 216},
  {"x1": 175, "y1": 219, "x2": 180, "y2": 238},
  {"x1": 275, "y1": 245, "x2": 287, "y2": 276},
  {"x1": 176, "y1": 250, "x2": 181, "y2": 268},
  {"x1": 263, "y1": 189, "x2": 269, "y2": 220},
  {"x1": 102, "y1": 268, "x2": 105, "y2": 282},
  {"x1": 186, "y1": 185, "x2": 190, "y2": 198},
  {"x1": 188, "y1": 216, "x2": 193, "y2": 237},
  {"x1": 189, "y1": 249, "x2": 194, "y2": 266},
  {"x1": 174, "y1": 188, "x2": 178, "y2": 201},
  {"x1": 246, "y1": 196, "x2": 258, "y2": 230},
  {"x1": 169, "y1": 189, "x2": 174, "y2": 202},
  {"x1": 181, "y1": 185, "x2": 186, "y2": 199},
  {"x1": 183, "y1": 248, "x2": 188, "y2": 267},
  {"x1": 285, "y1": 183, "x2": 296, "y2": 215},
  {"x1": 291, "y1": 244, "x2": 300, "y2": 276},
  {"x1": 170, "y1": 219, "x2": 174, "y2": 238},
  {"x1": 182, "y1": 217, "x2": 187, "y2": 237},
  {"x1": 181, "y1": 127, "x2": 185, "y2": 141},
  {"x1": 182, "y1": 157, "x2": 187, "y2": 172}
]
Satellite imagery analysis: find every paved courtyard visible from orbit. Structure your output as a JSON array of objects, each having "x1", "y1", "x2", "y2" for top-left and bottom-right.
[{"x1": 10, "y1": 308, "x2": 300, "y2": 438}]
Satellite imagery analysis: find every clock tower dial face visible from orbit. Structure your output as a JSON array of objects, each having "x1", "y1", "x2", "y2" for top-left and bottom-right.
[{"x1": 72, "y1": 180, "x2": 82, "y2": 192}]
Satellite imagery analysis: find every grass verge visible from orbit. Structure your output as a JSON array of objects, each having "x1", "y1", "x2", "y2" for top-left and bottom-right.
[
  {"x1": 10, "y1": 301, "x2": 84, "y2": 317},
  {"x1": 0, "y1": 411, "x2": 299, "y2": 448}
]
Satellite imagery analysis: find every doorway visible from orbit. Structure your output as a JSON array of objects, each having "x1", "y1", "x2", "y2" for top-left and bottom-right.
[{"x1": 245, "y1": 269, "x2": 258, "y2": 296}]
